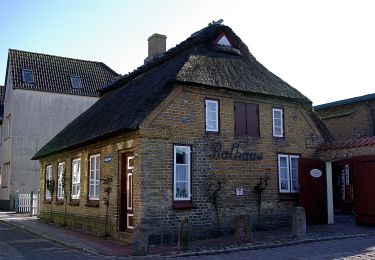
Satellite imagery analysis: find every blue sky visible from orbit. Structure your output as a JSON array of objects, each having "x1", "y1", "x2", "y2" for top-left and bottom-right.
[{"x1": 1, "y1": 0, "x2": 375, "y2": 105}]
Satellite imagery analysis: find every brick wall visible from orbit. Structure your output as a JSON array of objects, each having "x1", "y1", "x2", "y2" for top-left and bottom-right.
[
  {"x1": 38, "y1": 84, "x2": 325, "y2": 244},
  {"x1": 315, "y1": 100, "x2": 375, "y2": 141},
  {"x1": 138, "y1": 85, "x2": 324, "y2": 243}
]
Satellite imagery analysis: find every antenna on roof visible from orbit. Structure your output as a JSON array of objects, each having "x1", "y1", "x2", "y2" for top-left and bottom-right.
[{"x1": 209, "y1": 19, "x2": 224, "y2": 26}]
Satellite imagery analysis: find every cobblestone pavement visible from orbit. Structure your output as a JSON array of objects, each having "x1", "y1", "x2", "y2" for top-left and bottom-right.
[
  {"x1": 184, "y1": 235, "x2": 375, "y2": 260},
  {"x1": 0, "y1": 221, "x2": 99, "y2": 259}
]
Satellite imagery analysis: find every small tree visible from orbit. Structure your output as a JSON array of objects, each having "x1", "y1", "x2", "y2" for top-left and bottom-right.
[
  {"x1": 62, "y1": 169, "x2": 68, "y2": 226},
  {"x1": 253, "y1": 175, "x2": 270, "y2": 230},
  {"x1": 102, "y1": 176, "x2": 113, "y2": 237},
  {"x1": 46, "y1": 179, "x2": 55, "y2": 222},
  {"x1": 207, "y1": 179, "x2": 224, "y2": 234}
]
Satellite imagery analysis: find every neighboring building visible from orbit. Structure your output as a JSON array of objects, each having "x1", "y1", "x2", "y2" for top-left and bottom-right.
[
  {"x1": 33, "y1": 23, "x2": 331, "y2": 243},
  {"x1": 315, "y1": 94, "x2": 375, "y2": 222},
  {"x1": 315, "y1": 93, "x2": 375, "y2": 141},
  {"x1": 0, "y1": 50, "x2": 118, "y2": 210}
]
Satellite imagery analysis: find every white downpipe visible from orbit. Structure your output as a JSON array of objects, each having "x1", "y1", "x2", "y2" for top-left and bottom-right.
[{"x1": 326, "y1": 161, "x2": 334, "y2": 224}]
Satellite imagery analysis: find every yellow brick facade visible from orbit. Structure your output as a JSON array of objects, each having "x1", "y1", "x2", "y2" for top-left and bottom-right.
[{"x1": 39, "y1": 84, "x2": 325, "y2": 244}]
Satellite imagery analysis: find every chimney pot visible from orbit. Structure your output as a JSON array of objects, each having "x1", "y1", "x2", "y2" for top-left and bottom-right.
[{"x1": 145, "y1": 33, "x2": 167, "y2": 63}]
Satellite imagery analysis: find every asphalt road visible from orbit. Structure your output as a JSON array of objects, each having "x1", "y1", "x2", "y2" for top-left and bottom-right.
[
  {"x1": 185, "y1": 235, "x2": 375, "y2": 260},
  {"x1": 0, "y1": 221, "x2": 98, "y2": 260}
]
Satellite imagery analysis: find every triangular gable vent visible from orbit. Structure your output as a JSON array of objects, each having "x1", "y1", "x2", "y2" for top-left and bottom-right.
[{"x1": 216, "y1": 34, "x2": 232, "y2": 47}]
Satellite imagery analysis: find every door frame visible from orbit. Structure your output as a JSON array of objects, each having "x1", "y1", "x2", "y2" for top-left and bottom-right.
[{"x1": 119, "y1": 151, "x2": 134, "y2": 232}]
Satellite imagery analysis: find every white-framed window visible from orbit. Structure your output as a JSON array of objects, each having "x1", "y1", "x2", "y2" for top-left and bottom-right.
[
  {"x1": 278, "y1": 154, "x2": 299, "y2": 193},
  {"x1": 205, "y1": 99, "x2": 219, "y2": 132},
  {"x1": 89, "y1": 154, "x2": 100, "y2": 200},
  {"x1": 273, "y1": 108, "x2": 284, "y2": 137},
  {"x1": 174, "y1": 145, "x2": 191, "y2": 201},
  {"x1": 71, "y1": 159, "x2": 81, "y2": 200},
  {"x1": 57, "y1": 162, "x2": 65, "y2": 199},
  {"x1": 4, "y1": 114, "x2": 11, "y2": 140},
  {"x1": 3, "y1": 163, "x2": 9, "y2": 188},
  {"x1": 45, "y1": 165, "x2": 52, "y2": 199}
]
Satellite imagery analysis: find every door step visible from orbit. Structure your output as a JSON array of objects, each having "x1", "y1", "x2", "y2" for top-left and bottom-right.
[{"x1": 114, "y1": 231, "x2": 132, "y2": 244}]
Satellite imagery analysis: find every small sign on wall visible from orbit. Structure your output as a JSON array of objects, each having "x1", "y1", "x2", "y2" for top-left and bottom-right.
[
  {"x1": 104, "y1": 156, "x2": 112, "y2": 163},
  {"x1": 235, "y1": 187, "x2": 244, "y2": 196}
]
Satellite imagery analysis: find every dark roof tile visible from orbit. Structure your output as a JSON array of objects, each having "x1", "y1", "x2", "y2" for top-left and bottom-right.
[{"x1": 8, "y1": 49, "x2": 119, "y2": 97}]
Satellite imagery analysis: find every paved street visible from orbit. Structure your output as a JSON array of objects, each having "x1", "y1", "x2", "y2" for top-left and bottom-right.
[
  {"x1": 186, "y1": 235, "x2": 375, "y2": 260},
  {"x1": 0, "y1": 221, "x2": 98, "y2": 260}
]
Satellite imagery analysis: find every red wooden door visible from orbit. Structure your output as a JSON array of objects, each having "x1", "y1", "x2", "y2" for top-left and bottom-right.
[
  {"x1": 120, "y1": 153, "x2": 134, "y2": 231},
  {"x1": 353, "y1": 156, "x2": 375, "y2": 225},
  {"x1": 299, "y1": 158, "x2": 327, "y2": 224}
]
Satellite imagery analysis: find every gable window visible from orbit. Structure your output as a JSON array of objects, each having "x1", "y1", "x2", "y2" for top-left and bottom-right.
[
  {"x1": 22, "y1": 69, "x2": 34, "y2": 83},
  {"x1": 216, "y1": 34, "x2": 232, "y2": 47},
  {"x1": 278, "y1": 154, "x2": 299, "y2": 193},
  {"x1": 234, "y1": 102, "x2": 259, "y2": 137},
  {"x1": 273, "y1": 108, "x2": 284, "y2": 137},
  {"x1": 174, "y1": 145, "x2": 191, "y2": 201},
  {"x1": 71, "y1": 159, "x2": 81, "y2": 200},
  {"x1": 45, "y1": 165, "x2": 52, "y2": 199},
  {"x1": 70, "y1": 76, "x2": 82, "y2": 89},
  {"x1": 89, "y1": 154, "x2": 100, "y2": 200},
  {"x1": 57, "y1": 162, "x2": 65, "y2": 200},
  {"x1": 205, "y1": 99, "x2": 219, "y2": 132}
]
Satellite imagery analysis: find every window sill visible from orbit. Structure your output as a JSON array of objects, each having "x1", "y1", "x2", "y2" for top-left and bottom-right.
[
  {"x1": 69, "y1": 199, "x2": 80, "y2": 206},
  {"x1": 44, "y1": 199, "x2": 52, "y2": 204},
  {"x1": 173, "y1": 201, "x2": 194, "y2": 210},
  {"x1": 1, "y1": 186, "x2": 8, "y2": 189},
  {"x1": 55, "y1": 200, "x2": 64, "y2": 205},
  {"x1": 205, "y1": 131, "x2": 220, "y2": 136},
  {"x1": 85, "y1": 200, "x2": 99, "y2": 208},
  {"x1": 279, "y1": 192, "x2": 298, "y2": 201}
]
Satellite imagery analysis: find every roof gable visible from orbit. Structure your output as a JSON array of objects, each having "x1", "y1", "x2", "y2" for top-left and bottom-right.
[
  {"x1": 7, "y1": 49, "x2": 119, "y2": 97},
  {"x1": 33, "y1": 23, "x2": 312, "y2": 160}
]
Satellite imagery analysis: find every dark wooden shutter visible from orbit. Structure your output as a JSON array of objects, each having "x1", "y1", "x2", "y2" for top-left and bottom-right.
[
  {"x1": 246, "y1": 103, "x2": 259, "y2": 137},
  {"x1": 234, "y1": 102, "x2": 247, "y2": 135}
]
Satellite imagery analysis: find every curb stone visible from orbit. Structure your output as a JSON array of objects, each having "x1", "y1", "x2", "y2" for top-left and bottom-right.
[{"x1": 2, "y1": 217, "x2": 375, "y2": 259}]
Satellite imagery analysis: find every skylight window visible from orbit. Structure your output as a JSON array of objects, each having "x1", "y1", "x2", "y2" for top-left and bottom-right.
[
  {"x1": 22, "y1": 69, "x2": 34, "y2": 83},
  {"x1": 216, "y1": 34, "x2": 232, "y2": 47},
  {"x1": 70, "y1": 76, "x2": 82, "y2": 89}
]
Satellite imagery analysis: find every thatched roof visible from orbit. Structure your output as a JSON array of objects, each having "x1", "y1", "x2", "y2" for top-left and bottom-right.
[{"x1": 33, "y1": 23, "x2": 320, "y2": 160}]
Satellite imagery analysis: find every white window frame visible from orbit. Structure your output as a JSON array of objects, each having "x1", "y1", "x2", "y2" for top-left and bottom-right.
[
  {"x1": 4, "y1": 114, "x2": 11, "y2": 140},
  {"x1": 45, "y1": 165, "x2": 52, "y2": 199},
  {"x1": 205, "y1": 99, "x2": 219, "y2": 132},
  {"x1": 173, "y1": 145, "x2": 191, "y2": 201},
  {"x1": 278, "y1": 154, "x2": 299, "y2": 193},
  {"x1": 89, "y1": 154, "x2": 100, "y2": 200},
  {"x1": 272, "y1": 108, "x2": 284, "y2": 137},
  {"x1": 57, "y1": 162, "x2": 65, "y2": 200},
  {"x1": 71, "y1": 159, "x2": 81, "y2": 200}
]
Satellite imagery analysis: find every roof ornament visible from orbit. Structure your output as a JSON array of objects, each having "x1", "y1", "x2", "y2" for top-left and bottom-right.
[{"x1": 209, "y1": 19, "x2": 224, "y2": 26}]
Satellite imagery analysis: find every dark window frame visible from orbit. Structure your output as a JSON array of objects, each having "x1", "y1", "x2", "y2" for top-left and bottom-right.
[
  {"x1": 22, "y1": 69, "x2": 34, "y2": 84},
  {"x1": 234, "y1": 101, "x2": 260, "y2": 137},
  {"x1": 70, "y1": 75, "x2": 82, "y2": 89}
]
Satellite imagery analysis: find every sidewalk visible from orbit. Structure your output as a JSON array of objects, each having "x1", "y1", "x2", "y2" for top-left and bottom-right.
[{"x1": 1, "y1": 212, "x2": 375, "y2": 258}]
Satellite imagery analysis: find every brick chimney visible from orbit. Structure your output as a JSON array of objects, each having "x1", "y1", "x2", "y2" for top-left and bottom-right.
[{"x1": 144, "y1": 33, "x2": 167, "y2": 63}]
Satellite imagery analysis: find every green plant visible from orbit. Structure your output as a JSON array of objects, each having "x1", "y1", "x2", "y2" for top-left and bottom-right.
[
  {"x1": 253, "y1": 174, "x2": 270, "y2": 230},
  {"x1": 46, "y1": 179, "x2": 55, "y2": 222},
  {"x1": 207, "y1": 179, "x2": 224, "y2": 233},
  {"x1": 102, "y1": 176, "x2": 113, "y2": 237}
]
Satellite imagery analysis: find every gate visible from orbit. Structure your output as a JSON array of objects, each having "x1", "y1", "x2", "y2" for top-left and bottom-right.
[
  {"x1": 299, "y1": 158, "x2": 327, "y2": 224},
  {"x1": 353, "y1": 156, "x2": 375, "y2": 225},
  {"x1": 16, "y1": 192, "x2": 39, "y2": 216}
]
